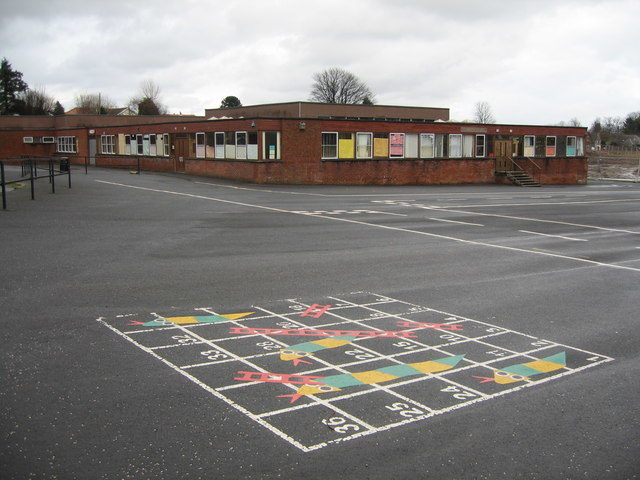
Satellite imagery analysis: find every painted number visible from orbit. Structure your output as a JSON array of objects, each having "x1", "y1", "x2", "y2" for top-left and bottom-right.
[
  {"x1": 440, "y1": 334, "x2": 463, "y2": 341},
  {"x1": 486, "y1": 349, "x2": 507, "y2": 357},
  {"x1": 276, "y1": 321, "x2": 300, "y2": 329},
  {"x1": 171, "y1": 334, "x2": 198, "y2": 344},
  {"x1": 200, "y1": 349, "x2": 227, "y2": 360},
  {"x1": 440, "y1": 385, "x2": 477, "y2": 400},
  {"x1": 531, "y1": 340, "x2": 551, "y2": 347},
  {"x1": 392, "y1": 341, "x2": 418, "y2": 351},
  {"x1": 321, "y1": 416, "x2": 360, "y2": 434},
  {"x1": 385, "y1": 402, "x2": 424, "y2": 417},
  {"x1": 256, "y1": 341, "x2": 281, "y2": 351},
  {"x1": 344, "y1": 349, "x2": 376, "y2": 360},
  {"x1": 486, "y1": 327, "x2": 505, "y2": 333}
]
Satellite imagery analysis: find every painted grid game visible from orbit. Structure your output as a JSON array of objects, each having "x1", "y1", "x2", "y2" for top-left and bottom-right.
[{"x1": 99, "y1": 292, "x2": 612, "y2": 452}]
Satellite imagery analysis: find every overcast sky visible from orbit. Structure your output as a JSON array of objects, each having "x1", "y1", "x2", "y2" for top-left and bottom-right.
[{"x1": 1, "y1": 0, "x2": 638, "y2": 126}]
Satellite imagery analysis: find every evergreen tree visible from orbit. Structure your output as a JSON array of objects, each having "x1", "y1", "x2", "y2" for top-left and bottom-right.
[{"x1": 0, "y1": 58, "x2": 28, "y2": 114}]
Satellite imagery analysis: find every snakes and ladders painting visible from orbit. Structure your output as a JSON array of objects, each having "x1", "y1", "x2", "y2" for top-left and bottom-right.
[{"x1": 98, "y1": 292, "x2": 612, "y2": 452}]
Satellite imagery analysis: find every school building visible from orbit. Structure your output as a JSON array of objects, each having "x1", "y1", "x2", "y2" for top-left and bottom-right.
[{"x1": 0, "y1": 101, "x2": 588, "y2": 185}]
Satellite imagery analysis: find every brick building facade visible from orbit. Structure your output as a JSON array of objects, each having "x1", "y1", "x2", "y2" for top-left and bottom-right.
[{"x1": 0, "y1": 102, "x2": 588, "y2": 185}]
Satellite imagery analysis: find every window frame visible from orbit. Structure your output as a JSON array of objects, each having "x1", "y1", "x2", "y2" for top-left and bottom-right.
[
  {"x1": 321, "y1": 132, "x2": 338, "y2": 160},
  {"x1": 100, "y1": 134, "x2": 116, "y2": 154},
  {"x1": 163, "y1": 133, "x2": 170, "y2": 156},
  {"x1": 355, "y1": 132, "x2": 373, "y2": 159},
  {"x1": 546, "y1": 136, "x2": 556, "y2": 157},
  {"x1": 195, "y1": 132, "x2": 206, "y2": 158},
  {"x1": 389, "y1": 132, "x2": 405, "y2": 158},
  {"x1": 566, "y1": 136, "x2": 577, "y2": 157},
  {"x1": 57, "y1": 136, "x2": 77, "y2": 153},
  {"x1": 523, "y1": 135, "x2": 535, "y2": 157},
  {"x1": 235, "y1": 131, "x2": 247, "y2": 160},
  {"x1": 448, "y1": 134, "x2": 462, "y2": 158},
  {"x1": 419, "y1": 133, "x2": 435, "y2": 159},
  {"x1": 475, "y1": 134, "x2": 485, "y2": 157}
]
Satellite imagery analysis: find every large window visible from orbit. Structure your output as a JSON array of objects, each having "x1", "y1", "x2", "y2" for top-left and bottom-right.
[
  {"x1": 196, "y1": 132, "x2": 205, "y2": 158},
  {"x1": 214, "y1": 132, "x2": 225, "y2": 158},
  {"x1": 435, "y1": 134, "x2": 446, "y2": 157},
  {"x1": 356, "y1": 132, "x2": 372, "y2": 159},
  {"x1": 449, "y1": 134, "x2": 462, "y2": 158},
  {"x1": 263, "y1": 131, "x2": 280, "y2": 160},
  {"x1": 338, "y1": 132, "x2": 355, "y2": 159},
  {"x1": 475, "y1": 135, "x2": 485, "y2": 157},
  {"x1": 405, "y1": 134, "x2": 419, "y2": 158},
  {"x1": 247, "y1": 132, "x2": 258, "y2": 160},
  {"x1": 235, "y1": 131, "x2": 247, "y2": 159},
  {"x1": 57, "y1": 136, "x2": 76, "y2": 153},
  {"x1": 149, "y1": 134, "x2": 157, "y2": 156},
  {"x1": 163, "y1": 133, "x2": 170, "y2": 156},
  {"x1": 322, "y1": 132, "x2": 338, "y2": 159},
  {"x1": 420, "y1": 133, "x2": 434, "y2": 158},
  {"x1": 462, "y1": 135, "x2": 474, "y2": 157},
  {"x1": 389, "y1": 133, "x2": 405, "y2": 158},
  {"x1": 546, "y1": 136, "x2": 556, "y2": 157},
  {"x1": 225, "y1": 132, "x2": 236, "y2": 159},
  {"x1": 524, "y1": 135, "x2": 535, "y2": 157},
  {"x1": 566, "y1": 136, "x2": 576, "y2": 156},
  {"x1": 373, "y1": 133, "x2": 389, "y2": 158},
  {"x1": 100, "y1": 135, "x2": 115, "y2": 154}
]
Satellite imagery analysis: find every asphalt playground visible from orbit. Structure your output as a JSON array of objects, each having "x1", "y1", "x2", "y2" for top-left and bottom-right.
[{"x1": 1, "y1": 166, "x2": 639, "y2": 479}]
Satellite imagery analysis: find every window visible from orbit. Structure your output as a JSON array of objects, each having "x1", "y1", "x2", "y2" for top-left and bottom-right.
[
  {"x1": 215, "y1": 132, "x2": 225, "y2": 158},
  {"x1": 373, "y1": 133, "x2": 389, "y2": 158},
  {"x1": 125, "y1": 135, "x2": 131, "y2": 155},
  {"x1": 263, "y1": 131, "x2": 280, "y2": 160},
  {"x1": 118, "y1": 134, "x2": 125, "y2": 154},
  {"x1": 163, "y1": 133, "x2": 170, "y2": 156},
  {"x1": 449, "y1": 134, "x2": 462, "y2": 158},
  {"x1": 57, "y1": 136, "x2": 76, "y2": 153},
  {"x1": 156, "y1": 134, "x2": 163, "y2": 157},
  {"x1": 475, "y1": 135, "x2": 485, "y2": 157},
  {"x1": 338, "y1": 132, "x2": 355, "y2": 159},
  {"x1": 389, "y1": 133, "x2": 405, "y2": 158},
  {"x1": 196, "y1": 132, "x2": 205, "y2": 158},
  {"x1": 235, "y1": 131, "x2": 247, "y2": 159},
  {"x1": 420, "y1": 133, "x2": 434, "y2": 158},
  {"x1": 435, "y1": 134, "x2": 446, "y2": 157},
  {"x1": 356, "y1": 132, "x2": 373, "y2": 159},
  {"x1": 247, "y1": 132, "x2": 258, "y2": 160},
  {"x1": 225, "y1": 132, "x2": 235, "y2": 159},
  {"x1": 462, "y1": 135, "x2": 474, "y2": 157},
  {"x1": 405, "y1": 134, "x2": 418, "y2": 158},
  {"x1": 546, "y1": 136, "x2": 556, "y2": 157},
  {"x1": 100, "y1": 135, "x2": 115, "y2": 154},
  {"x1": 150, "y1": 134, "x2": 157, "y2": 156},
  {"x1": 205, "y1": 133, "x2": 215, "y2": 158},
  {"x1": 524, "y1": 135, "x2": 535, "y2": 157},
  {"x1": 577, "y1": 137, "x2": 584, "y2": 156},
  {"x1": 322, "y1": 132, "x2": 338, "y2": 159},
  {"x1": 566, "y1": 136, "x2": 576, "y2": 156},
  {"x1": 143, "y1": 134, "x2": 150, "y2": 156},
  {"x1": 137, "y1": 135, "x2": 144, "y2": 155}
]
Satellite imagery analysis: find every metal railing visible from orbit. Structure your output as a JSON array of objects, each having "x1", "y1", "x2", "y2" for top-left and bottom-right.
[{"x1": 1, "y1": 156, "x2": 72, "y2": 210}]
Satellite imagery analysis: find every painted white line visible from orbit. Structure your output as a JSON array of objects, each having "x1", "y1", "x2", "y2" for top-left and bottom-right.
[
  {"x1": 96, "y1": 318, "x2": 313, "y2": 452},
  {"x1": 519, "y1": 230, "x2": 588, "y2": 242},
  {"x1": 415, "y1": 204, "x2": 640, "y2": 236},
  {"x1": 95, "y1": 180, "x2": 640, "y2": 273},
  {"x1": 427, "y1": 217, "x2": 484, "y2": 227},
  {"x1": 429, "y1": 198, "x2": 640, "y2": 208}
]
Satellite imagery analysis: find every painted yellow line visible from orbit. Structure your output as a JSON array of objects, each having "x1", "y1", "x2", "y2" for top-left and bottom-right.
[
  {"x1": 95, "y1": 180, "x2": 640, "y2": 274},
  {"x1": 519, "y1": 230, "x2": 588, "y2": 242}
]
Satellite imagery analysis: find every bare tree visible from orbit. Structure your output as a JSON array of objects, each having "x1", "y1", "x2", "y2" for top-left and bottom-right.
[
  {"x1": 74, "y1": 92, "x2": 116, "y2": 114},
  {"x1": 310, "y1": 67, "x2": 374, "y2": 104},
  {"x1": 16, "y1": 86, "x2": 57, "y2": 115},
  {"x1": 128, "y1": 79, "x2": 168, "y2": 114},
  {"x1": 473, "y1": 101, "x2": 495, "y2": 123}
]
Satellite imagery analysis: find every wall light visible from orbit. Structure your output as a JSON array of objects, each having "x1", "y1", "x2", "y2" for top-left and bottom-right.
[{"x1": 299, "y1": 121, "x2": 306, "y2": 130}]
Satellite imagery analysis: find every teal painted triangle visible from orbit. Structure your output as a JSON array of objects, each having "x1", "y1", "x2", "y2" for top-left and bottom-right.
[
  {"x1": 194, "y1": 315, "x2": 231, "y2": 323},
  {"x1": 541, "y1": 351, "x2": 566, "y2": 366},
  {"x1": 435, "y1": 354, "x2": 465, "y2": 367}
]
